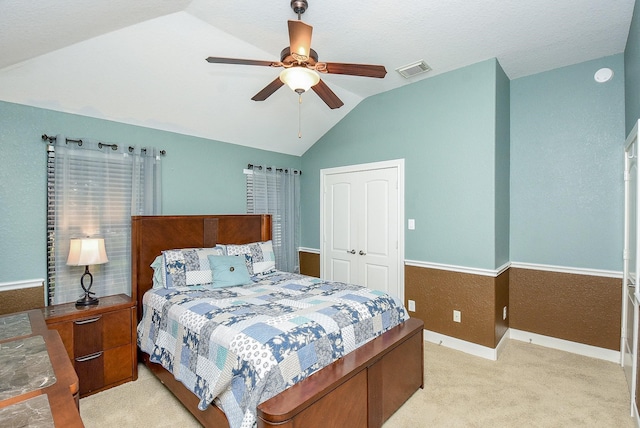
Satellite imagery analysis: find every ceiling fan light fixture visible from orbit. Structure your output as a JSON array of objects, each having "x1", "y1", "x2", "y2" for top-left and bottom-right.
[{"x1": 280, "y1": 67, "x2": 320, "y2": 94}]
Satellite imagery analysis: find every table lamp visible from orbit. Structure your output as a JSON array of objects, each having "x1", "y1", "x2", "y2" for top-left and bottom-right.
[{"x1": 67, "y1": 238, "x2": 108, "y2": 306}]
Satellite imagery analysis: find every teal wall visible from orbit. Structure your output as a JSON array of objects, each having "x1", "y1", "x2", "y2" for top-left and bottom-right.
[
  {"x1": 301, "y1": 59, "x2": 502, "y2": 270},
  {"x1": 1, "y1": 46, "x2": 631, "y2": 283},
  {"x1": 494, "y1": 61, "x2": 511, "y2": 268},
  {"x1": 626, "y1": 0, "x2": 640, "y2": 134},
  {"x1": 0, "y1": 101, "x2": 299, "y2": 283},
  {"x1": 510, "y1": 55, "x2": 625, "y2": 271}
]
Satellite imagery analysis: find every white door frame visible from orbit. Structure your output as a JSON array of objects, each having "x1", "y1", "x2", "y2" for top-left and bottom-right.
[
  {"x1": 623, "y1": 119, "x2": 640, "y2": 420},
  {"x1": 320, "y1": 159, "x2": 405, "y2": 302}
]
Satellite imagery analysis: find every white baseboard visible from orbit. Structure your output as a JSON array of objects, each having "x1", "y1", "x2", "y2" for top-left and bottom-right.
[
  {"x1": 633, "y1": 399, "x2": 640, "y2": 428},
  {"x1": 423, "y1": 328, "x2": 619, "y2": 363},
  {"x1": 423, "y1": 329, "x2": 508, "y2": 361},
  {"x1": 509, "y1": 328, "x2": 620, "y2": 363}
]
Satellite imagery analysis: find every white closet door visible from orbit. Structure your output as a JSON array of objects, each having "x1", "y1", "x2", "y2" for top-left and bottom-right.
[
  {"x1": 324, "y1": 174, "x2": 358, "y2": 284},
  {"x1": 322, "y1": 161, "x2": 403, "y2": 299},
  {"x1": 358, "y1": 168, "x2": 398, "y2": 294}
]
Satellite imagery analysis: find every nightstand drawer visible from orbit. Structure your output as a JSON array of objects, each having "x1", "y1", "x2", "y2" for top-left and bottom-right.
[
  {"x1": 104, "y1": 344, "x2": 133, "y2": 385},
  {"x1": 42, "y1": 294, "x2": 137, "y2": 398},
  {"x1": 48, "y1": 321, "x2": 73, "y2": 360},
  {"x1": 73, "y1": 315, "x2": 103, "y2": 357},
  {"x1": 103, "y1": 308, "x2": 131, "y2": 349},
  {"x1": 75, "y1": 351, "x2": 104, "y2": 396}
]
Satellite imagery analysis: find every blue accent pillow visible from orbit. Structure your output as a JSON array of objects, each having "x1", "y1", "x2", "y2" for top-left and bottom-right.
[
  {"x1": 150, "y1": 255, "x2": 166, "y2": 289},
  {"x1": 207, "y1": 255, "x2": 252, "y2": 288}
]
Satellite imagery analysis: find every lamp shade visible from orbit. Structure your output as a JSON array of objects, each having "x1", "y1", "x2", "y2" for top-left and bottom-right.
[
  {"x1": 279, "y1": 67, "x2": 320, "y2": 93},
  {"x1": 67, "y1": 238, "x2": 108, "y2": 266}
]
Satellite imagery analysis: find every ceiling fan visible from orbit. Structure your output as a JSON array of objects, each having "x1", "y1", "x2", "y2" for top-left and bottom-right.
[{"x1": 205, "y1": 0, "x2": 387, "y2": 109}]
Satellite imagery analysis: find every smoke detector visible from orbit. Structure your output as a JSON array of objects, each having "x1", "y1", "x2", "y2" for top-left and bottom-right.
[
  {"x1": 396, "y1": 60, "x2": 431, "y2": 78},
  {"x1": 594, "y1": 67, "x2": 613, "y2": 83}
]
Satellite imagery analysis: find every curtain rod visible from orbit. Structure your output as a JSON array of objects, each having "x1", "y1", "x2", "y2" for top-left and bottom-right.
[
  {"x1": 247, "y1": 163, "x2": 302, "y2": 175},
  {"x1": 41, "y1": 134, "x2": 166, "y2": 155}
]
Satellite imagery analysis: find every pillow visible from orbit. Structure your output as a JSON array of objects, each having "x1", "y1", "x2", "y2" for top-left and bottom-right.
[
  {"x1": 162, "y1": 247, "x2": 225, "y2": 288},
  {"x1": 225, "y1": 240, "x2": 276, "y2": 276},
  {"x1": 150, "y1": 255, "x2": 166, "y2": 289},
  {"x1": 207, "y1": 255, "x2": 252, "y2": 288}
]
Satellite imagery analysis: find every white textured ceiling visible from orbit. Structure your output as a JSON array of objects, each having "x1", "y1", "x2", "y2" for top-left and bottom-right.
[{"x1": 0, "y1": 0, "x2": 635, "y2": 155}]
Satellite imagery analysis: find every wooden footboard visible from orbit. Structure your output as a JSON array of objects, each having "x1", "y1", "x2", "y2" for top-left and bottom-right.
[{"x1": 256, "y1": 317, "x2": 424, "y2": 428}]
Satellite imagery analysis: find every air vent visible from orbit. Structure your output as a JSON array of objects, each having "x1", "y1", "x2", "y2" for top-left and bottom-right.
[{"x1": 396, "y1": 60, "x2": 431, "y2": 78}]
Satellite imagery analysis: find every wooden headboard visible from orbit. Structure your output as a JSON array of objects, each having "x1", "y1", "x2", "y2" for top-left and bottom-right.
[{"x1": 131, "y1": 214, "x2": 271, "y2": 320}]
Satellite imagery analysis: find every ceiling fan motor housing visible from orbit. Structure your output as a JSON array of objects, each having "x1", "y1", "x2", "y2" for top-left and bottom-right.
[{"x1": 291, "y1": 0, "x2": 308, "y2": 16}]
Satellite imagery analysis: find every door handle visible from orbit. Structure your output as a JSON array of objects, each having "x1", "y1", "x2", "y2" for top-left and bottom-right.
[
  {"x1": 359, "y1": 250, "x2": 366, "y2": 255},
  {"x1": 347, "y1": 249, "x2": 356, "y2": 254}
]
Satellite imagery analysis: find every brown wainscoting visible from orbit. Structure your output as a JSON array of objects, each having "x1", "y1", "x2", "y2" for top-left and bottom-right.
[
  {"x1": 405, "y1": 265, "x2": 508, "y2": 348},
  {"x1": 509, "y1": 268, "x2": 621, "y2": 350},
  {"x1": 305, "y1": 257, "x2": 620, "y2": 353},
  {"x1": 495, "y1": 269, "x2": 509, "y2": 344},
  {"x1": 0, "y1": 285, "x2": 45, "y2": 315},
  {"x1": 299, "y1": 251, "x2": 320, "y2": 278}
]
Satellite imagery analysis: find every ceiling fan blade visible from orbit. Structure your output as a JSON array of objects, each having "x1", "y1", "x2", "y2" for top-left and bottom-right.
[
  {"x1": 311, "y1": 79, "x2": 344, "y2": 109},
  {"x1": 251, "y1": 77, "x2": 285, "y2": 101},
  {"x1": 319, "y1": 62, "x2": 387, "y2": 78},
  {"x1": 288, "y1": 20, "x2": 313, "y2": 62},
  {"x1": 206, "y1": 57, "x2": 281, "y2": 67}
]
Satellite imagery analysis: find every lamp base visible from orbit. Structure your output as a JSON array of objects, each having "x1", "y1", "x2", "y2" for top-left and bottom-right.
[
  {"x1": 76, "y1": 266, "x2": 99, "y2": 307},
  {"x1": 76, "y1": 293, "x2": 99, "y2": 307}
]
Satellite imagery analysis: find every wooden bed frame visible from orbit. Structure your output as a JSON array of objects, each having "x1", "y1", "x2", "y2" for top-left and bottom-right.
[{"x1": 132, "y1": 214, "x2": 424, "y2": 428}]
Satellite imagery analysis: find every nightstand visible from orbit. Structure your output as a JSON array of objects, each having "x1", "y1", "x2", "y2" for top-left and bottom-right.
[{"x1": 42, "y1": 294, "x2": 138, "y2": 397}]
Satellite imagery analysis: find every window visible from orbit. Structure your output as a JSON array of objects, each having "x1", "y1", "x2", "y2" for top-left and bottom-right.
[
  {"x1": 46, "y1": 136, "x2": 162, "y2": 305},
  {"x1": 246, "y1": 165, "x2": 300, "y2": 273}
]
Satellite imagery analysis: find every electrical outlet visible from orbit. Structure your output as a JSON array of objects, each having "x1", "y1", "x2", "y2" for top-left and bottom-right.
[
  {"x1": 503, "y1": 306, "x2": 507, "y2": 320},
  {"x1": 453, "y1": 310, "x2": 461, "y2": 323},
  {"x1": 408, "y1": 300, "x2": 416, "y2": 312}
]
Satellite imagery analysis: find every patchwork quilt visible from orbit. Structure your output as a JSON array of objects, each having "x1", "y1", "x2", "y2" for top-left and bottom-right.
[{"x1": 137, "y1": 271, "x2": 408, "y2": 428}]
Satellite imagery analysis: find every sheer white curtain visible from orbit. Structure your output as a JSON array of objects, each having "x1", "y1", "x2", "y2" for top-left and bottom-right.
[
  {"x1": 47, "y1": 135, "x2": 162, "y2": 304},
  {"x1": 246, "y1": 165, "x2": 301, "y2": 273}
]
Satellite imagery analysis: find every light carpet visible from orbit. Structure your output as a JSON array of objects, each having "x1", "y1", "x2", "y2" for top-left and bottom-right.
[{"x1": 80, "y1": 340, "x2": 635, "y2": 427}]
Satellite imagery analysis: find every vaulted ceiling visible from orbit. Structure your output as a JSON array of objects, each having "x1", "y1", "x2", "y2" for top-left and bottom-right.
[{"x1": 0, "y1": 0, "x2": 635, "y2": 155}]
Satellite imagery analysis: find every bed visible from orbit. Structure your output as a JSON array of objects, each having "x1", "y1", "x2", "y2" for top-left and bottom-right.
[{"x1": 132, "y1": 214, "x2": 424, "y2": 428}]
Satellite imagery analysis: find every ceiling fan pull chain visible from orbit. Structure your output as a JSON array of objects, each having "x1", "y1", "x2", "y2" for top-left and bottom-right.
[{"x1": 298, "y1": 93, "x2": 303, "y2": 138}]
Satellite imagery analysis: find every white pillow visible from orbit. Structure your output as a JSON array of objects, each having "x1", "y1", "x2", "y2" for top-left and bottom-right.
[{"x1": 224, "y1": 240, "x2": 276, "y2": 276}]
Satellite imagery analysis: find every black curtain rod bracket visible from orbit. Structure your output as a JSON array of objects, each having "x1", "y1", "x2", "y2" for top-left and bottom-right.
[
  {"x1": 98, "y1": 142, "x2": 118, "y2": 151},
  {"x1": 247, "y1": 163, "x2": 302, "y2": 175},
  {"x1": 41, "y1": 133, "x2": 166, "y2": 155}
]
